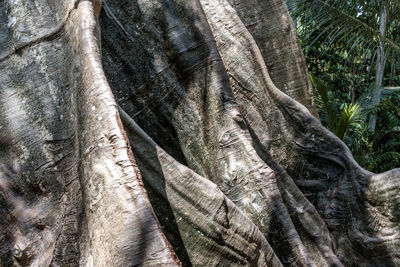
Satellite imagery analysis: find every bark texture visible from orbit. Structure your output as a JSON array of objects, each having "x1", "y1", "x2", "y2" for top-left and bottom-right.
[{"x1": 0, "y1": 0, "x2": 399, "y2": 266}]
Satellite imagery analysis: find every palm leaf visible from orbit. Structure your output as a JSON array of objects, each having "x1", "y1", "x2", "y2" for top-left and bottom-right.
[
  {"x1": 374, "y1": 151, "x2": 400, "y2": 165},
  {"x1": 288, "y1": 0, "x2": 400, "y2": 56},
  {"x1": 309, "y1": 73, "x2": 337, "y2": 131},
  {"x1": 336, "y1": 103, "x2": 363, "y2": 140}
]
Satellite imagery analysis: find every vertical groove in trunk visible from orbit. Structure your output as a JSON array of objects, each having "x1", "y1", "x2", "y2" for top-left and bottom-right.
[
  {"x1": 1, "y1": 0, "x2": 180, "y2": 266},
  {"x1": 71, "y1": 1, "x2": 180, "y2": 266},
  {"x1": 1, "y1": 0, "x2": 400, "y2": 266}
]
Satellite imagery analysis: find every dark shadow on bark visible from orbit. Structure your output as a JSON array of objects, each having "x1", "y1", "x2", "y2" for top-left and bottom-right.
[
  {"x1": 99, "y1": 3, "x2": 192, "y2": 265},
  {"x1": 99, "y1": 3, "x2": 188, "y2": 167},
  {"x1": 99, "y1": 0, "x2": 399, "y2": 265},
  {"x1": 121, "y1": 120, "x2": 192, "y2": 266},
  {"x1": 245, "y1": 117, "x2": 396, "y2": 266},
  {"x1": 0, "y1": 162, "x2": 17, "y2": 266},
  {"x1": 0, "y1": 0, "x2": 12, "y2": 53},
  {"x1": 99, "y1": 0, "x2": 299, "y2": 265}
]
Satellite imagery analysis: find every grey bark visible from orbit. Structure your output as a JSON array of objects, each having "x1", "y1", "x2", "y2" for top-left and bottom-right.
[{"x1": 0, "y1": 0, "x2": 399, "y2": 266}]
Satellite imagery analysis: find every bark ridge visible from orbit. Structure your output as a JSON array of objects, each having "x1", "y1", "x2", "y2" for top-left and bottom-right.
[{"x1": 0, "y1": 0, "x2": 399, "y2": 266}]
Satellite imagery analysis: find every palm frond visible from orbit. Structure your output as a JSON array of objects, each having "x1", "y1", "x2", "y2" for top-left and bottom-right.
[
  {"x1": 336, "y1": 103, "x2": 362, "y2": 140},
  {"x1": 374, "y1": 151, "x2": 400, "y2": 165},
  {"x1": 288, "y1": 0, "x2": 400, "y2": 56},
  {"x1": 309, "y1": 73, "x2": 337, "y2": 131}
]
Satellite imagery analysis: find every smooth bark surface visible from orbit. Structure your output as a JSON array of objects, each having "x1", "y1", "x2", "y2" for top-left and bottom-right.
[{"x1": 1, "y1": 0, "x2": 399, "y2": 266}]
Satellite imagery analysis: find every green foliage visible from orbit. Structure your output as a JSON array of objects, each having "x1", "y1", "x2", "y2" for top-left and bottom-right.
[
  {"x1": 310, "y1": 73, "x2": 366, "y2": 139},
  {"x1": 336, "y1": 103, "x2": 362, "y2": 140},
  {"x1": 288, "y1": 0, "x2": 400, "y2": 58},
  {"x1": 288, "y1": 0, "x2": 400, "y2": 172},
  {"x1": 309, "y1": 73, "x2": 336, "y2": 131},
  {"x1": 350, "y1": 99, "x2": 400, "y2": 172},
  {"x1": 312, "y1": 77, "x2": 400, "y2": 172}
]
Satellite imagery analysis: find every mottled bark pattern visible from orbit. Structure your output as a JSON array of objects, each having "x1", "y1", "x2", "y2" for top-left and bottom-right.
[{"x1": 0, "y1": 0, "x2": 399, "y2": 266}]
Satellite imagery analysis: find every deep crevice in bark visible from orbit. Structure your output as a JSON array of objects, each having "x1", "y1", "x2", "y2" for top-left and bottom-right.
[{"x1": 1, "y1": 0, "x2": 400, "y2": 266}]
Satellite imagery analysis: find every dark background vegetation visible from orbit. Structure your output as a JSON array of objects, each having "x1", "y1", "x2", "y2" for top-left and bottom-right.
[{"x1": 288, "y1": 0, "x2": 400, "y2": 172}]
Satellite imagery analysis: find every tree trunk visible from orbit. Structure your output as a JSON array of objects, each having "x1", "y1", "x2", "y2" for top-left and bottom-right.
[
  {"x1": 389, "y1": 21, "x2": 400, "y2": 87},
  {"x1": 368, "y1": 3, "x2": 387, "y2": 132},
  {"x1": 1, "y1": 0, "x2": 399, "y2": 266}
]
